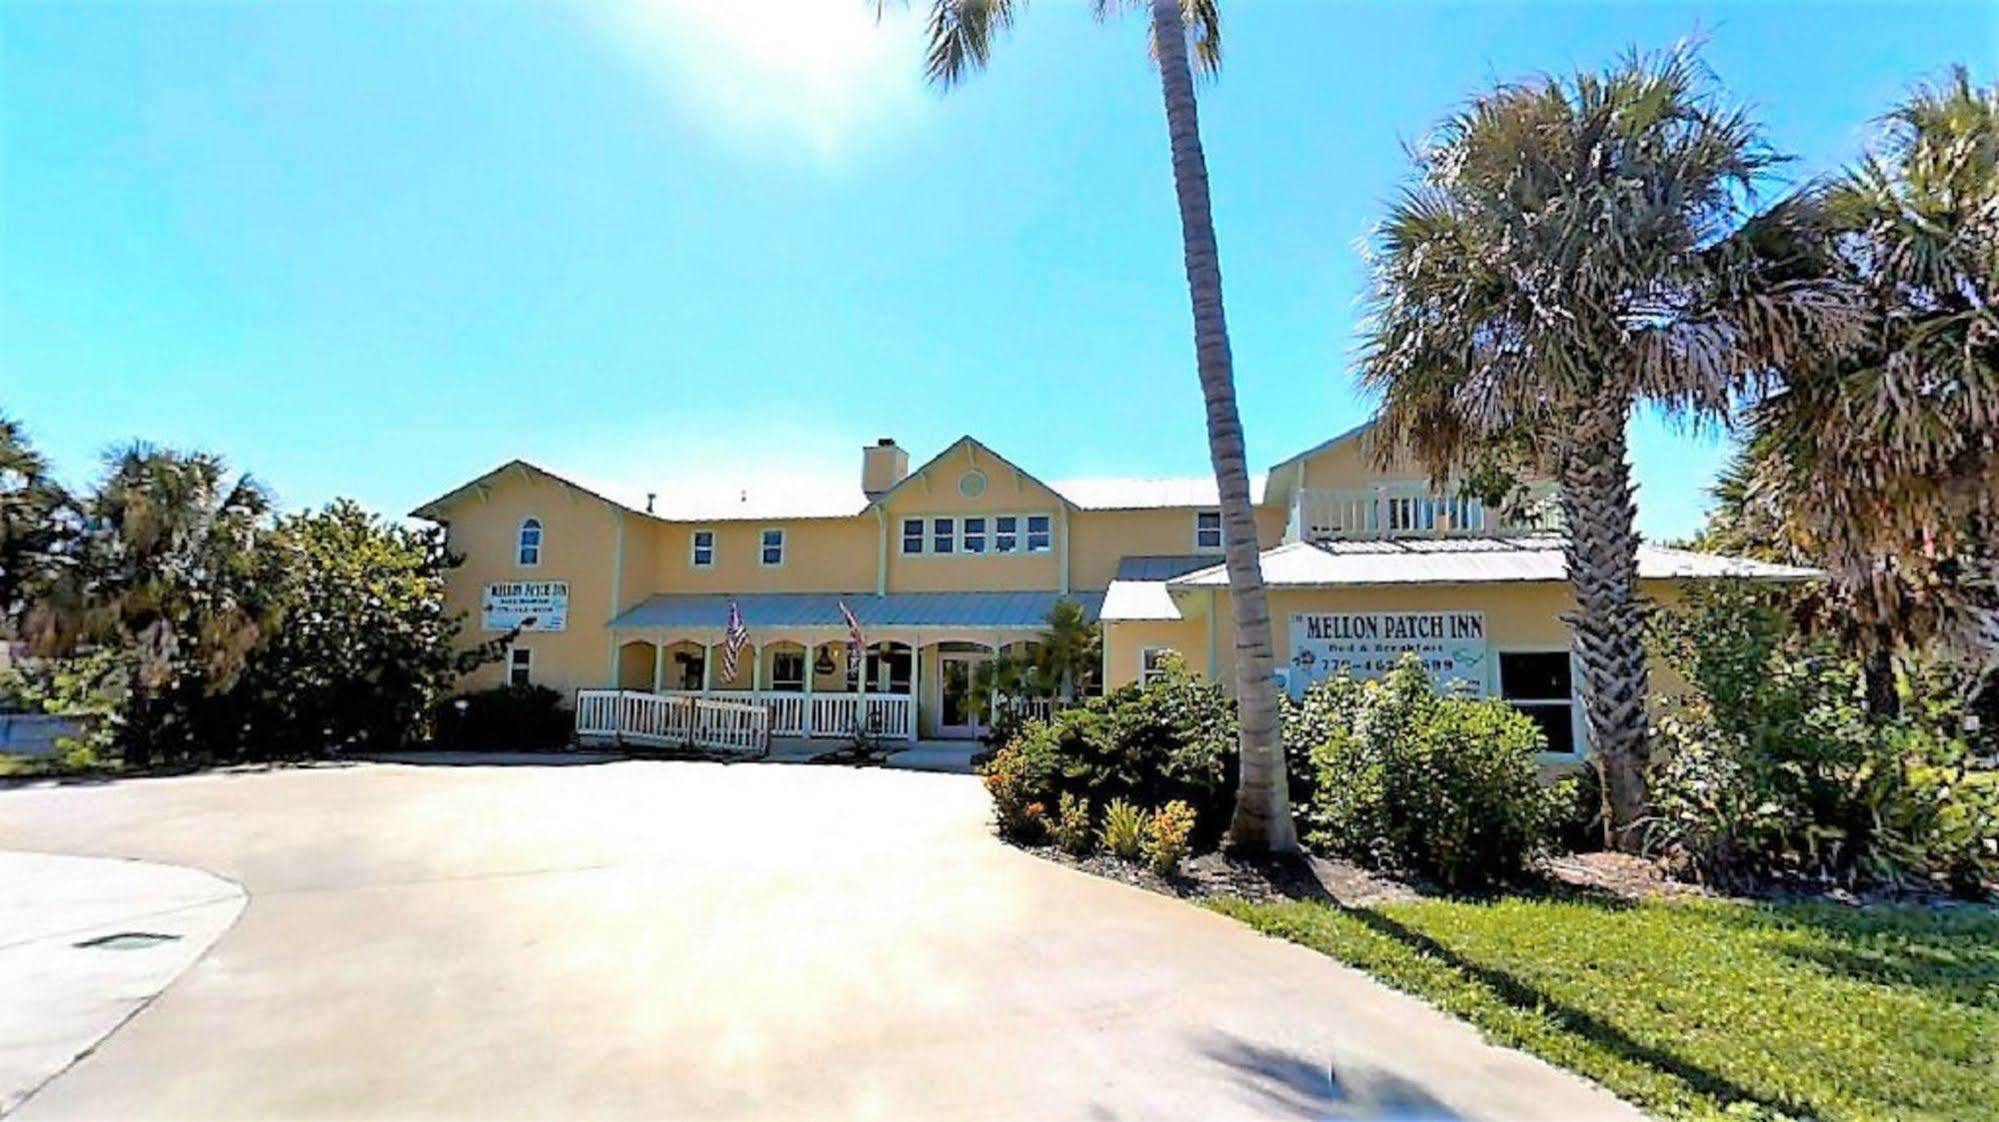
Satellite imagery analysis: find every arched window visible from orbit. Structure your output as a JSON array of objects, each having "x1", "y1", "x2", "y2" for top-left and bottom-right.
[{"x1": 517, "y1": 517, "x2": 543, "y2": 566}]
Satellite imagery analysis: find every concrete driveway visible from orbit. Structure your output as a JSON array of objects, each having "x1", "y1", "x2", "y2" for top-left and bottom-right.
[{"x1": 0, "y1": 760, "x2": 1641, "y2": 1121}]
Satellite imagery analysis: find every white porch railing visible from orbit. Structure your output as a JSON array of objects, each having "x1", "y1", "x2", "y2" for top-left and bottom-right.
[
  {"x1": 994, "y1": 696, "x2": 1077, "y2": 725},
  {"x1": 579, "y1": 689, "x2": 915, "y2": 745},
  {"x1": 575, "y1": 690, "x2": 769, "y2": 754},
  {"x1": 1289, "y1": 484, "x2": 1561, "y2": 542}
]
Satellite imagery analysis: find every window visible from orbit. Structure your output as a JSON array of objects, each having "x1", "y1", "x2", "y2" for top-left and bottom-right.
[
  {"x1": 507, "y1": 646, "x2": 532, "y2": 687},
  {"x1": 963, "y1": 516, "x2": 987, "y2": 554},
  {"x1": 517, "y1": 518, "x2": 543, "y2": 566},
  {"x1": 1026, "y1": 514, "x2": 1053, "y2": 553},
  {"x1": 674, "y1": 649, "x2": 705, "y2": 691},
  {"x1": 995, "y1": 515, "x2": 1019, "y2": 553},
  {"x1": 1195, "y1": 510, "x2": 1223, "y2": 551},
  {"x1": 771, "y1": 650, "x2": 805, "y2": 692},
  {"x1": 1500, "y1": 651, "x2": 1577, "y2": 755},
  {"x1": 901, "y1": 518, "x2": 924, "y2": 555},
  {"x1": 690, "y1": 529, "x2": 715, "y2": 568},
  {"x1": 1139, "y1": 646, "x2": 1176, "y2": 688},
  {"x1": 931, "y1": 517, "x2": 955, "y2": 555},
  {"x1": 759, "y1": 528, "x2": 785, "y2": 567}
]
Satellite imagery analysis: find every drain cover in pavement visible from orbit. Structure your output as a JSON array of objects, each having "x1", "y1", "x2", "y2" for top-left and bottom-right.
[{"x1": 73, "y1": 931, "x2": 182, "y2": 951}]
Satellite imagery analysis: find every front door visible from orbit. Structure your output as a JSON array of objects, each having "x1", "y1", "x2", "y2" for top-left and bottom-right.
[{"x1": 937, "y1": 653, "x2": 989, "y2": 739}]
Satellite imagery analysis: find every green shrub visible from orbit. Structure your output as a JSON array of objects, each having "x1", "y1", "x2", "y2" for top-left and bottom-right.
[
  {"x1": 1647, "y1": 583, "x2": 1999, "y2": 896},
  {"x1": 1145, "y1": 800, "x2": 1197, "y2": 876},
  {"x1": 1101, "y1": 798, "x2": 1147, "y2": 860},
  {"x1": 980, "y1": 725, "x2": 1063, "y2": 840},
  {"x1": 435, "y1": 684, "x2": 572, "y2": 750},
  {"x1": 1543, "y1": 767, "x2": 1604, "y2": 854},
  {"x1": 980, "y1": 653, "x2": 1240, "y2": 849},
  {"x1": 1305, "y1": 655, "x2": 1551, "y2": 888},
  {"x1": 1054, "y1": 792, "x2": 1095, "y2": 856}
]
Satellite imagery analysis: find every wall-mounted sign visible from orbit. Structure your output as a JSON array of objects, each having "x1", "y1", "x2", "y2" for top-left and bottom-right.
[
  {"x1": 1288, "y1": 611, "x2": 1487, "y2": 697},
  {"x1": 483, "y1": 581, "x2": 568, "y2": 632}
]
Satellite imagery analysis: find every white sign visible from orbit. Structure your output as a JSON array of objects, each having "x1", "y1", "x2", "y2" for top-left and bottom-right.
[
  {"x1": 483, "y1": 581, "x2": 568, "y2": 632},
  {"x1": 1288, "y1": 611, "x2": 1488, "y2": 697}
]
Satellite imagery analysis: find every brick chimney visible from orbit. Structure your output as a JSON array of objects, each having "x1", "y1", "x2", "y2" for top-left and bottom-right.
[{"x1": 861, "y1": 438, "x2": 909, "y2": 499}]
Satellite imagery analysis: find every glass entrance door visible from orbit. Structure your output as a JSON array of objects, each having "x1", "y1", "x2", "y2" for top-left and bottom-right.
[{"x1": 937, "y1": 653, "x2": 988, "y2": 739}]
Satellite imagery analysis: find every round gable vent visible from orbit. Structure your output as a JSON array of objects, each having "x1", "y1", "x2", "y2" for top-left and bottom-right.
[{"x1": 958, "y1": 470, "x2": 988, "y2": 499}]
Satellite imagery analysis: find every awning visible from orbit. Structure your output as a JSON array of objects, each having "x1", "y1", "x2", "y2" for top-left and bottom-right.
[
  {"x1": 608, "y1": 590, "x2": 1104, "y2": 632},
  {"x1": 1101, "y1": 555, "x2": 1220, "y2": 622}
]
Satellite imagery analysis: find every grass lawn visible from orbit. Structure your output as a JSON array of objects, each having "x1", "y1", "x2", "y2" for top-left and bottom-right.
[{"x1": 1210, "y1": 893, "x2": 1998, "y2": 1122}]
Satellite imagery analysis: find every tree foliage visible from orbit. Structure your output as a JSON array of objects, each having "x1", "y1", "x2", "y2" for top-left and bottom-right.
[
  {"x1": 232, "y1": 500, "x2": 507, "y2": 757},
  {"x1": 7, "y1": 438, "x2": 500, "y2": 768},
  {"x1": 0, "y1": 416, "x2": 67, "y2": 638},
  {"x1": 1723, "y1": 67, "x2": 1999, "y2": 689},
  {"x1": 1358, "y1": 43, "x2": 1861, "y2": 849},
  {"x1": 25, "y1": 445, "x2": 286, "y2": 766}
]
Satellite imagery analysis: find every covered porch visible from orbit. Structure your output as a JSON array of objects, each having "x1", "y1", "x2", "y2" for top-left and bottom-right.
[{"x1": 605, "y1": 591, "x2": 1103, "y2": 742}]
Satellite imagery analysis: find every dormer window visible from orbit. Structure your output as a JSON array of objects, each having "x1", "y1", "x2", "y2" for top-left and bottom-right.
[
  {"x1": 517, "y1": 518, "x2": 543, "y2": 566},
  {"x1": 1194, "y1": 510, "x2": 1223, "y2": 552}
]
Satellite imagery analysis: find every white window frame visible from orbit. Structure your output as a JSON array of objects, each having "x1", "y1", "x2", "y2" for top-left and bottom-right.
[
  {"x1": 506, "y1": 646, "x2": 532, "y2": 688},
  {"x1": 517, "y1": 517, "x2": 543, "y2": 567},
  {"x1": 1194, "y1": 509, "x2": 1223, "y2": 552},
  {"x1": 903, "y1": 512, "x2": 1053, "y2": 558},
  {"x1": 1495, "y1": 646, "x2": 1587, "y2": 761},
  {"x1": 758, "y1": 527, "x2": 786, "y2": 568},
  {"x1": 689, "y1": 528, "x2": 715, "y2": 569},
  {"x1": 1138, "y1": 646, "x2": 1176, "y2": 688},
  {"x1": 1026, "y1": 514, "x2": 1053, "y2": 553},
  {"x1": 900, "y1": 517, "x2": 925, "y2": 555}
]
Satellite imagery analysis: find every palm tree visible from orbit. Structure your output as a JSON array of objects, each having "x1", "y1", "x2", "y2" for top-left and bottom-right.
[
  {"x1": 1729, "y1": 67, "x2": 1999, "y2": 711},
  {"x1": 1359, "y1": 45, "x2": 1860, "y2": 849},
  {"x1": 30, "y1": 444, "x2": 284, "y2": 766},
  {"x1": 0, "y1": 416, "x2": 60, "y2": 636},
  {"x1": 883, "y1": 0, "x2": 1294, "y2": 851}
]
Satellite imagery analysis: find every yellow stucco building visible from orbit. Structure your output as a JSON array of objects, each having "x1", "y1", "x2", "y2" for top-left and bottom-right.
[{"x1": 413, "y1": 425, "x2": 1809, "y2": 757}]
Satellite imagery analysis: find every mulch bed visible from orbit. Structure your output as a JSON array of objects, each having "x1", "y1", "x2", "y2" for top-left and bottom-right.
[{"x1": 1025, "y1": 840, "x2": 1990, "y2": 911}]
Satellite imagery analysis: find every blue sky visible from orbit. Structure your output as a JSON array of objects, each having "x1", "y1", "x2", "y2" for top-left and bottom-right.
[{"x1": 4, "y1": 1, "x2": 1991, "y2": 538}]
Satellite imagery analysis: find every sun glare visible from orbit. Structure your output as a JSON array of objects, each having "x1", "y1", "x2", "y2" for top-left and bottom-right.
[{"x1": 592, "y1": 0, "x2": 930, "y2": 160}]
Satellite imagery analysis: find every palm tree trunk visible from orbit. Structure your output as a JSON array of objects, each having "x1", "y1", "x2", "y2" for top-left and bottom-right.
[
  {"x1": 1149, "y1": 0, "x2": 1294, "y2": 854},
  {"x1": 1558, "y1": 402, "x2": 1652, "y2": 851}
]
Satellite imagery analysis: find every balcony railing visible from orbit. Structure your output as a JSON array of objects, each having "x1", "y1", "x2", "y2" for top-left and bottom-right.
[{"x1": 1289, "y1": 484, "x2": 1560, "y2": 542}]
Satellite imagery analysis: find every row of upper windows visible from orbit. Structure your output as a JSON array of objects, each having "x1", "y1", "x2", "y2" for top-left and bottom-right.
[
  {"x1": 510, "y1": 510, "x2": 1229, "y2": 571},
  {"x1": 689, "y1": 527, "x2": 786, "y2": 569},
  {"x1": 901, "y1": 514, "x2": 1053, "y2": 557}
]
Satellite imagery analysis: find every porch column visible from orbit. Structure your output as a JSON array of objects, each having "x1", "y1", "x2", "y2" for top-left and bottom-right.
[
  {"x1": 990, "y1": 632, "x2": 1003, "y2": 727},
  {"x1": 908, "y1": 636, "x2": 922, "y2": 742},
  {"x1": 701, "y1": 642, "x2": 713, "y2": 693},
  {"x1": 651, "y1": 639, "x2": 663, "y2": 693},
  {"x1": 751, "y1": 642, "x2": 763, "y2": 696},
  {"x1": 803, "y1": 643, "x2": 816, "y2": 736},
  {"x1": 856, "y1": 640, "x2": 868, "y2": 740}
]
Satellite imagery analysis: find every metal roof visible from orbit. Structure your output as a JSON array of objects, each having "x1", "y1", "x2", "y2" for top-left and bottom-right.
[
  {"x1": 1114, "y1": 555, "x2": 1222, "y2": 581},
  {"x1": 609, "y1": 590, "x2": 1104, "y2": 632},
  {"x1": 1101, "y1": 581, "x2": 1183, "y2": 622},
  {"x1": 1052, "y1": 476, "x2": 1268, "y2": 510},
  {"x1": 1168, "y1": 537, "x2": 1822, "y2": 588}
]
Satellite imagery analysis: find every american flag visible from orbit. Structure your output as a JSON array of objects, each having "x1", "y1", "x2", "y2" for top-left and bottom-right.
[
  {"x1": 837, "y1": 600, "x2": 866, "y2": 663},
  {"x1": 721, "y1": 598, "x2": 748, "y2": 681}
]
